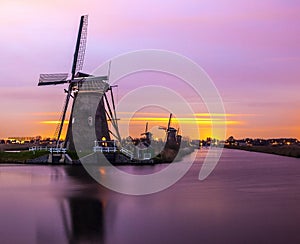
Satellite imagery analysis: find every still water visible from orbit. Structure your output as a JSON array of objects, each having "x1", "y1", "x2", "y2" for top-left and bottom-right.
[{"x1": 0, "y1": 149, "x2": 300, "y2": 244}]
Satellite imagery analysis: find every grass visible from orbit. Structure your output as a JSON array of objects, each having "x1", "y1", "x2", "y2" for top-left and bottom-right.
[
  {"x1": 0, "y1": 151, "x2": 49, "y2": 163},
  {"x1": 225, "y1": 145, "x2": 300, "y2": 158},
  {"x1": 67, "y1": 151, "x2": 79, "y2": 160}
]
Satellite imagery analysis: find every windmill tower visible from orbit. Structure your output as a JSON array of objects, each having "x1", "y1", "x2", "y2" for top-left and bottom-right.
[
  {"x1": 38, "y1": 15, "x2": 121, "y2": 151},
  {"x1": 159, "y1": 113, "x2": 181, "y2": 150}
]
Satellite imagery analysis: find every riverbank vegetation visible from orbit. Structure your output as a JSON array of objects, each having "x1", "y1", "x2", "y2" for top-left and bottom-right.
[{"x1": 0, "y1": 151, "x2": 49, "y2": 163}]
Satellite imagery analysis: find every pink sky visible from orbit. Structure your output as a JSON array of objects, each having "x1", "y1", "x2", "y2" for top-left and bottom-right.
[{"x1": 0, "y1": 0, "x2": 299, "y2": 139}]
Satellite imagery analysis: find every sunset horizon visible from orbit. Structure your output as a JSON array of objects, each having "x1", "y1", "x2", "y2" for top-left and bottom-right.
[{"x1": 0, "y1": 0, "x2": 299, "y2": 141}]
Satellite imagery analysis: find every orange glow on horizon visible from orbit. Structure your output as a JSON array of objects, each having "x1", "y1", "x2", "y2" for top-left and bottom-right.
[
  {"x1": 122, "y1": 117, "x2": 240, "y2": 125},
  {"x1": 40, "y1": 121, "x2": 69, "y2": 124},
  {"x1": 194, "y1": 113, "x2": 256, "y2": 117},
  {"x1": 36, "y1": 113, "x2": 243, "y2": 140}
]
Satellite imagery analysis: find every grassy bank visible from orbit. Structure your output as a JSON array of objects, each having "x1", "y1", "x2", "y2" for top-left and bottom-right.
[
  {"x1": 0, "y1": 143, "x2": 35, "y2": 152},
  {"x1": 225, "y1": 145, "x2": 300, "y2": 158},
  {"x1": 0, "y1": 151, "x2": 49, "y2": 163}
]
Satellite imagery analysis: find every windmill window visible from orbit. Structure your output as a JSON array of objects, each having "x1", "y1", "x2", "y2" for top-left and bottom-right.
[{"x1": 88, "y1": 116, "x2": 93, "y2": 126}]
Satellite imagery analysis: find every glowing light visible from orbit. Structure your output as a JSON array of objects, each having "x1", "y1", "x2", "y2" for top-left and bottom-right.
[
  {"x1": 40, "y1": 121, "x2": 69, "y2": 124},
  {"x1": 99, "y1": 168, "x2": 106, "y2": 175},
  {"x1": 121, "y1": 117, "x2": 241, "y2": 125},
  {"x1": 194, "y1": 113, "x2": 256, "y2": 117}
]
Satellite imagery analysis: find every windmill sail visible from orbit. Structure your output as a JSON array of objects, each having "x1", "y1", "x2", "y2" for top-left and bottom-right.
[
  {"x1": 56, "y1": 15, "x2": 88, "y2": 145},
  {"x1": 71, "y1": 15, "x2": 88, "y2": 79},
  {"x1": 38, "y1": 73, "x2": 69, "y2": 86},
  {"x1": 53, "y1": 94, "x2": 70, "y2": 140}
]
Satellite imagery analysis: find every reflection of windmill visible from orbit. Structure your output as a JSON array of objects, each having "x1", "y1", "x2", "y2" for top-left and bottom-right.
[{"x1": 38, "y1": 15, "x2": 121, "y2": 149}]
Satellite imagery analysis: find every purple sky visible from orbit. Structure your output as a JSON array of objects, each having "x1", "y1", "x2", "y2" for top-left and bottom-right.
[{"x1": 0, "y1": 0, "x2": 299, "y2": 139}]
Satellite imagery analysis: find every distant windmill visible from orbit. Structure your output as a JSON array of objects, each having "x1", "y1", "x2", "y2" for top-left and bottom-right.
[
  {"x1": 159, "y1": 113, "x2": 181, "y2": 148},
  {"x1": 140, "y1": 122, "x2": 152, "y2": 147},
  {"x1": 141, "y1": 122, "x2": 150, "y2": 137},
  {"x1": 158, "y1": 113, "x2": 173, "y2": 132},
  {"x1": 38, "y1": 15, "x2": 121, "y2": 149}
]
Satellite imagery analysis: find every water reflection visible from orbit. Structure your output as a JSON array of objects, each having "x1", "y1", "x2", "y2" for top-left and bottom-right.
[
  {"x1": 62, "y1": 197, "x2": 104, "y2": 243},
  {"x1": 1, "y1": 150, "x2": 300, "y2": 244},
  {"x1": 0, "y1": 165, "x2": 108, "y2": 244},
  {"x1": 60, "y1": 167, "x2": 106, "y2": 244}
]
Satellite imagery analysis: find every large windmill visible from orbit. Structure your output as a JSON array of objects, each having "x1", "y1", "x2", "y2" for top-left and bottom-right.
[{"x1": 38, "y1": 15, "x2": 121, "y2": 150}]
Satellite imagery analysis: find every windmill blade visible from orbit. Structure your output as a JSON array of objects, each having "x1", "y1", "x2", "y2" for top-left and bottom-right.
[
  {"x1": 141, "y1": 122, "x2": 149, "y2": 135},
  {"x1": 145, "y1": 122, "x2": 148, "y2": 133},
  {"x1": 56, "y1": 88, "x2": 72, "y2": 146},
  {"x1": 53, "y1": 93, "x2": 69, "y2": 140},
  {"x1": 159, "y1": 126, "x2": 167, "y2": 130},
  {"x1": 167, "y1": 113, "x2": 172, "y2": 131},
  {"x1": 71, "y1": 15, "x2": 88, "y2": 79},
  {"x1": 38, "y1": 73, "x2": 69, "y2": 86},
  {"x1": 141, "y1": 122, "x2": 148, "y2": 136}
]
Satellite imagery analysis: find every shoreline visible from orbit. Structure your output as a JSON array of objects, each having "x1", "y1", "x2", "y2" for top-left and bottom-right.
[
  {"x1": 224, "y1": 145, "x2": 300, "y2": 158},
  {"x1": 1, "y1": 144, "x2": 300, "y2": 165},
  {"x1": 0, "y1": 145, "x2": 195, "y2": 165}
]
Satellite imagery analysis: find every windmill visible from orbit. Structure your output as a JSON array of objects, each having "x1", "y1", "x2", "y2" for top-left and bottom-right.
[
  {"x1": 38, "y1": 15, "x2": 121, "y2": 149},
  {"x1": 140, "y1": 122, "x2": 152, "y2": 147},
  {"x1": 158, "y1": 113, "x2": 173, "y2": 132},
  {"x1": 159, "y1": 113, "x2": 181, "y2": 148}
]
